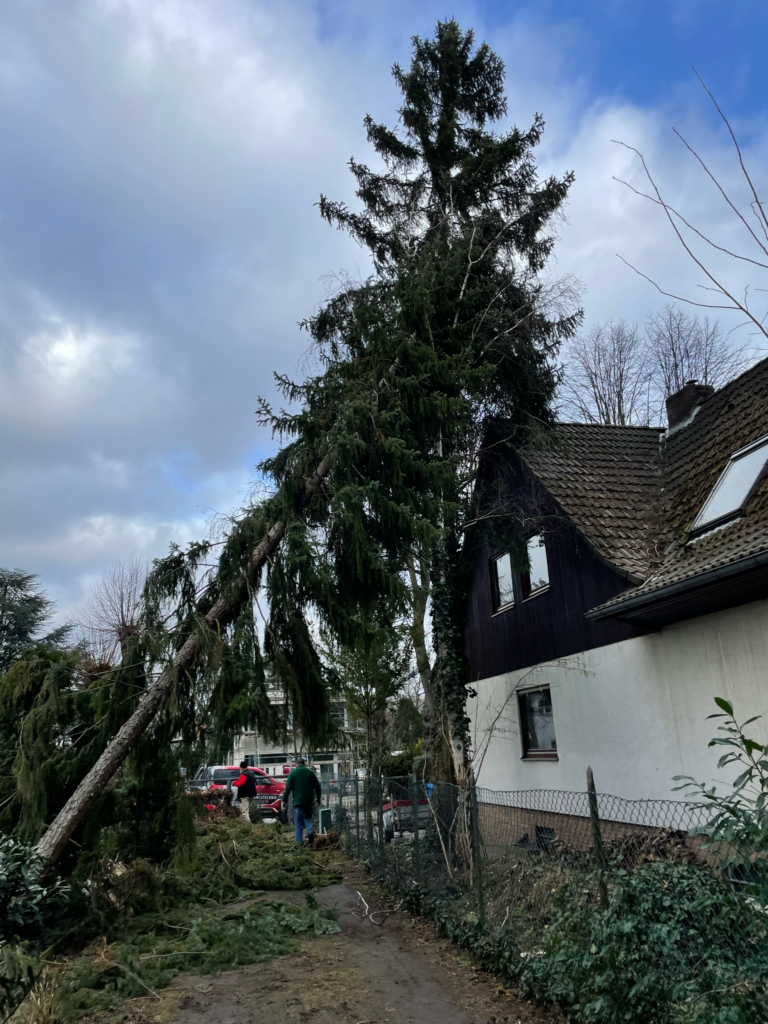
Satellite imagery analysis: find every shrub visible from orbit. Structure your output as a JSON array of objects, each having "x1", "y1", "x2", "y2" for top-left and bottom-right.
[
  {"x1": 0, "y1": 833, "x2": 70, "y2": 1019},
  {"x1": 0, "y1": 833, "x2": 69, "y2": 945},
  {"x1": 519, "y1": 860, "x2": 768, "y2": 1024},
  {"x1": 674, "y1": 698, "x2": 768, "y2": 901}
]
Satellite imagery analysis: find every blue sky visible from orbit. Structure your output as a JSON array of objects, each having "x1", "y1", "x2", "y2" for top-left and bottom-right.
[
  {"x1": 478, "y1": 0, "x2": 768, "y2": 116},
  {"x1": 2, "y1": 0, "x2": 767, "y2": 622}
]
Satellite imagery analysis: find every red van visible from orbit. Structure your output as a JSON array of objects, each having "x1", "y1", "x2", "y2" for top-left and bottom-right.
[{"x1": 189, "y1": 764, "x2": 285, "y2": 818}]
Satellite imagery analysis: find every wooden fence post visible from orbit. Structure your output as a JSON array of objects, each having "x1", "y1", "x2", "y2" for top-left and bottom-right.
[{"x1": 587, "y1": 766, "x2": 610, "y2": 910}]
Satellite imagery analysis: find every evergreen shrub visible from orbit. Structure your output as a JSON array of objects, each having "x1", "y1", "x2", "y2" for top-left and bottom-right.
[{"x1": 518, "y1": 861, "x2": 768, "y2": 1024}]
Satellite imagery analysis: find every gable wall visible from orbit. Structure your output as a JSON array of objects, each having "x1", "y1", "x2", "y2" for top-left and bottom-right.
[{"x1": 465, "y1": 454, "x2": 648, "y2": 679}]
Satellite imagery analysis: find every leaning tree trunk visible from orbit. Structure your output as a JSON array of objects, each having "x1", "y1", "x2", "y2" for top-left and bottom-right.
[{"x1": 36, "y1": 456, "x2": 332, "y2": 866}]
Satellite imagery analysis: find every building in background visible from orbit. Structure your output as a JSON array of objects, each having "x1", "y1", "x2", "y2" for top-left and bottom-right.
[{"x1": 231, "y1": 694, "x2": 362, "y2": 781}]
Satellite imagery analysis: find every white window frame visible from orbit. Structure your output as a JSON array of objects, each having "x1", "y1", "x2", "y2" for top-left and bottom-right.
[
  {"x1": 491, "y1": 550, "x2": 515, "y2": 613},
  {"x1": 691, "y1": 433, "x2": 768, "y2": 536},
  {"x1": 521, "y1": 533, "x2": 550, "y2": 600}
]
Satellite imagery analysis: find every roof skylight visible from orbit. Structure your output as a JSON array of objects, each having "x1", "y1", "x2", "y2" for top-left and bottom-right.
[{"x1": 691, "y1": 434, "x2": 768, "y2": 534}]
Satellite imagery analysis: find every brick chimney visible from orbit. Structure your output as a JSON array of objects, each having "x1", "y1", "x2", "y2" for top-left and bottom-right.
[{"x1": 666, "y1": 380, "x2": 715, "y2": 429}]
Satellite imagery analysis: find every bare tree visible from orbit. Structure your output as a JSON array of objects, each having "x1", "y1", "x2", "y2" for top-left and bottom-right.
[
  {"x1": 78, "y1": 555, "x2": 147, "y2": 665},
  {"x1": 559, "y1": 319, "x2": 651, "y2": 425},
  {"x1": 646, "y1": 303, "x2": 751, "y2": 406},
  {"x1": 560, "y1": 305, "x2": 753, "y2": 427}
]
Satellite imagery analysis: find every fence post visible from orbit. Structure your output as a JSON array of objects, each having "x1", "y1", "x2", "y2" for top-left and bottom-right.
[
  {"x1": 587, "y1": 766, "x2": 610, "y2": 910},
  {"x1": 354, "y1": 775, "x2": 360, "y2": 855},
  {"x1": 468, "y1": 775, "x2": 485, "y2": 929},
  {"x1": 378, "y1": 775, "x2": 386, "y2": 877},
  {"x1": 409, "y1": 772, "x2": 422, "y2": 882}
]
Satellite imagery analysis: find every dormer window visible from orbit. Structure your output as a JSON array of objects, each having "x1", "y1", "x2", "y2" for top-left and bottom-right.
[
  {"x1": 691, "y1": 434, "x2": 768, "y2": 536},
  {"x1": 521, "y1": 534, "x2": 550, "y2": 599},
  {"x1": 491, "y1": 551, "x2": 515, "y2": 611}
]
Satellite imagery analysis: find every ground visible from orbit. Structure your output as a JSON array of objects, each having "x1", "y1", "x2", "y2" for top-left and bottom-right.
[{"x1": 89, "y1": 853, "x2": 559, "y2": 1024}]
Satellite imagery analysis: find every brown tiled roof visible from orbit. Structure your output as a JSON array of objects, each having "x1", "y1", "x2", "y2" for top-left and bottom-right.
[
  {"x1": 515, "y1": 355, "x2": 768, "y2": 615},
  {"x1": 519, "y1": 422, "x2": 662, "y2": 582},
  {"x1": 593, "y1": 356, "x2": 768, "y2": 613}
]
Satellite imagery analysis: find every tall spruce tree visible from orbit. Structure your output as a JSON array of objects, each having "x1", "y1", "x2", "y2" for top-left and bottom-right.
[
  {"x1": 36, "y1": 21, "x2": 580, "y2": 864},
  {"x1": 258, "y1": 20, "x2": 581, "y2": 777}
]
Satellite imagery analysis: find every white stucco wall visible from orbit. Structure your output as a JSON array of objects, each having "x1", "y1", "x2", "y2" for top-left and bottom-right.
[{"x1": 467, "y1": 598, "x2": 768, "y2": 801}]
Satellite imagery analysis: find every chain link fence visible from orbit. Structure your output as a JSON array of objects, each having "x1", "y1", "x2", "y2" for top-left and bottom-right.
[{"x1": 320, "y1": 775, "x2": 768, "y2": 1024}]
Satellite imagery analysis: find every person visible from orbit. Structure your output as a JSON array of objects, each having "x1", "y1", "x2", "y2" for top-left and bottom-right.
[
  {"x1": 233, "y1": 761, "x2": 258, "y2": 822},
  {"x1": 282, "y1": 757, "x2": 321, "y2": 844}
]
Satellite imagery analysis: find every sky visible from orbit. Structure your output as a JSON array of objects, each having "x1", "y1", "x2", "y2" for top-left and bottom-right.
[{"x1": 2, "y1": 0, "x2": 768, "y2": 624}]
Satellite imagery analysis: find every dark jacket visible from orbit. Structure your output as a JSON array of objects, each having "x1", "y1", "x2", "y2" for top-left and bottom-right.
[
  {"x1": 282, "y1": 765, "x2": 321, "y2": 811},
  {"x1": 234, "y1": 770, "x2": 257, "y2": 799}
]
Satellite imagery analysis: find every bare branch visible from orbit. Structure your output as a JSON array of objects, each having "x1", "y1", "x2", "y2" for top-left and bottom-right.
[
  {"x1": 672, "y1": 127, "x2": 768, "y2": 261},
  {"x1": 612, "y1": 140, "x2": 768, "y2": 342},
  {"x1": 615, "y1": 254, "x2": 744, "y2": 311},
  {"x1": 693, "y1": 67, "x2": 768, "y2": 236},
  {"x1": 612, "y1": 174, "x2": 768, "y2": 271}
]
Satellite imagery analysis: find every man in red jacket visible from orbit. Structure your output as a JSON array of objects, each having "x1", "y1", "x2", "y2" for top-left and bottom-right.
[{"x1": 233, "y1": 761, "x2": 258, "y2": 822}]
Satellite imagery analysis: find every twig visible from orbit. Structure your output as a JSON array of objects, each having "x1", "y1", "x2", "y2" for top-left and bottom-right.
[
  {"x1": 370, "y1": 900, "x2": 403, "y2": 926},
  {"x1": 354, "y1": 890, "x2": 369, "y2": 918},
  {"x1": 139, "y1": 951, "x2": 205, "y2": 960},
  {"x1": 99, "y1": 955, "x2": 161, "y2": 1001},
  {"x1": 218, "y1": 842, "x2": 235, "y2": 872}
]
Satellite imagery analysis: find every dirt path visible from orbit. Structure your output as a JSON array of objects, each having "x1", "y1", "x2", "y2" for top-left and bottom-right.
[{"x1": 104, "y1": 857, "x2": 558, "y2": 1024}]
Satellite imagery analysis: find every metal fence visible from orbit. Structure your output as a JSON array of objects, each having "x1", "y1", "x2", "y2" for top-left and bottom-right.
[{"x1": 321, "y1": 775, "x2": 768, "y2": 1024}]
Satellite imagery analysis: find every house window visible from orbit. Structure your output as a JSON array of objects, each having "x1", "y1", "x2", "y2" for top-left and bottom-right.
[
  {"x1": 491, "y1": 551, "x2": 515, "y2": 611},
  {"x1": 330, "y1": 701, "x2": 347, "y2": 727},
  {"x1": 521, "y1": 534, "x2": 549, "y2": 599},
  {"x1": 518, "y1": 687, "x2": 557, "y2": 759},
  {"x1": 692, "y1": 434, "x2": 768, "y2": 535}
]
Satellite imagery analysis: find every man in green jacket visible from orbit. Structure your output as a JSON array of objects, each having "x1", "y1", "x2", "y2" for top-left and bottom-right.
[{"x1": 282, "y1": 757, "x2": 322, "y2": 844}]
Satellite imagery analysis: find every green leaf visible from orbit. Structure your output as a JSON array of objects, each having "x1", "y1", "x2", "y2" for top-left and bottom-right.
[{"x1": 713, "y1": 696, "x2": 734, "y2": 716}]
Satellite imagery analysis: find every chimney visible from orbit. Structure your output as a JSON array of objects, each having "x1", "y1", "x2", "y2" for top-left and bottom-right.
[{"x1": 666, "y1": 380, "x2": 715, "y2": 429}]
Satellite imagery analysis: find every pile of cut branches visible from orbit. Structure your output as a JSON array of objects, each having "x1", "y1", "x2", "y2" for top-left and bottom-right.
[{"x1": 6, "y1": 820, "x2": 340, "y2": 1024}]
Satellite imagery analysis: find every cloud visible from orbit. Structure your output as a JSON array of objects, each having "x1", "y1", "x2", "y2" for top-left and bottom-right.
[{"x1": 2, "y1": 0, "x2": 767, "y2": 623}]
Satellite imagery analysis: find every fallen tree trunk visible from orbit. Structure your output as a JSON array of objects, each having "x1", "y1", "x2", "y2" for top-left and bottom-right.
[{"x1": 36, "y1": 455, "x2": 332, "y2": 865}]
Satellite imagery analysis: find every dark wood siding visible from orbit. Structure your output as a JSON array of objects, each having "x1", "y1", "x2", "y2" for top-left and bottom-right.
[{"x1": 465, "y1": 461, "x2": 650, "y2": 680}]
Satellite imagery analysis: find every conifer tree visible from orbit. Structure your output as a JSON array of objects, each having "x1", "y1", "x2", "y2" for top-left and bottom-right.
[
  {"x1": 259, "y1": 19, "x2": 581, "y2": 777},
  {"x1": 0, "y1": 569, "x2": 70, "y2": 675},
  {"x1": 36, "y1": 21, "x2": 580, "y2": 864}
]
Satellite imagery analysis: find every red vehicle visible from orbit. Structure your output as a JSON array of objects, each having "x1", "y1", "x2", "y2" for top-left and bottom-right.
[{"x1": 189, "y1": 764, "x2": 286, "y2": 818}]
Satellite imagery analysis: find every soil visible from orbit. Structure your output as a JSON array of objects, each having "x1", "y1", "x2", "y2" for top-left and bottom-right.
[{"x1": 91, "y1": 854, "x2": 560, "y2": 1024}]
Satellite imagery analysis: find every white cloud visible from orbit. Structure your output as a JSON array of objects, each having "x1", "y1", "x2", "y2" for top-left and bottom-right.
[{"x1": 2, "y1": 0, "x2": 767, "y2": 624}]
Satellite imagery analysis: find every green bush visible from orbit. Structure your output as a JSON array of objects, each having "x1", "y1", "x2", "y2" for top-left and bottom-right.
[
  {"x1": 519, "y1": 860, "x2": 768, "y2": 1024},
  {"x1": 675, "y1": 698, "x2": 768, "y2": 901},
  {"x1": 0, "y1": 833, "x2": 69, "y2": 944},
  {"x1": 0, "y1": 833, "x2": 70, "y2": 1019},
  {"x1": 380, "y1": 743, "x2": 421, "y2": 778}
]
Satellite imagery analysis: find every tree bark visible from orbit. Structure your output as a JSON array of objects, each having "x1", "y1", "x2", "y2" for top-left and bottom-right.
[{"x1": 36, "y1": 456, "x2": 332, "y2": 866}]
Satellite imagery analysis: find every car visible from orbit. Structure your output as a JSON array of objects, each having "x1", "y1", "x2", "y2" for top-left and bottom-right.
[
  {"x1": 188, "y1": 764, "x2": 286, "y2": 819},
  {"x1": 382, "y1": 794, "x2": 431, "y2": 843}
]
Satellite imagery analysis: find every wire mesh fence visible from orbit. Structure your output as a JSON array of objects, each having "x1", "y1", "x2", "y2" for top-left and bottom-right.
[{"x1": 321, "y1": 775, "x2": 768, "y2": 1024}]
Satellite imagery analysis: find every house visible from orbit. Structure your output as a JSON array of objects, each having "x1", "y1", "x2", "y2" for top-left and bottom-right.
[{"x1": 466, "y1": 360, "x2": 768, "y2": 801}]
